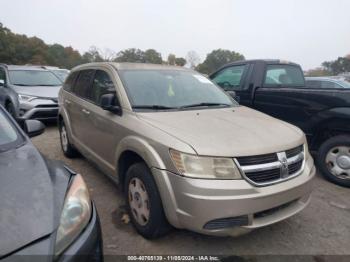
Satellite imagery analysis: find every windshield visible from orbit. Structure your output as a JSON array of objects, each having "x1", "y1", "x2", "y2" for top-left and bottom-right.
[
  {"x1": 0, "y1": 109, "x2": 23, "y2": 151},
  {"x1": 9, "y1": 70, "x2": 62, "y2": 86},
  {"x1": 264, "y1": 65, "x2": 305, "y2": 87},
  {"x1": 52, "y1": 70, "x2": 69, "y2": 82},
  {"x1": 119, "y1": 69, "x2": 236, "y2": 110}
]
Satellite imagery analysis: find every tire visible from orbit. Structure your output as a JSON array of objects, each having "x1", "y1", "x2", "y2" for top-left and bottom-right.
[
  {"x1": 59, "y1": 120, "x2": 79, "y2": 158},
  {"x1": 5, "y1": 101, "x2": 16, "y2": 119},
  {"x1": 317, "y1": 135, "x2": 350, "y2": 187},
  {"x1": 124, "y1": 162, "x2": 171, "y2": 239}
]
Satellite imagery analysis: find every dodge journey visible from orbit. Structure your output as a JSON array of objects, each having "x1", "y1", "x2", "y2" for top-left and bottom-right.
[{"x1": 58, "y1": 62, "x2": 315, "y2": 238}]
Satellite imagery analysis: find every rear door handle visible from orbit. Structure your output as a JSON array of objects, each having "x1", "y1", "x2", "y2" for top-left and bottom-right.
[{"x1": 82, "y1": 108, "x2": 90, "y2": 115}]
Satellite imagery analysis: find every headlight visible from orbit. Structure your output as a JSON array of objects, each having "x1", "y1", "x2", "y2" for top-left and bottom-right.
[
  {"x1": 18, "y1": 94, "x2": 37, "y2": 102},
  {"x1": 170, "y1": 149, "x2": 242, "y2": 179},
  {"x1": 55, "y1": 174, "x2": 91, "y2": 255}
]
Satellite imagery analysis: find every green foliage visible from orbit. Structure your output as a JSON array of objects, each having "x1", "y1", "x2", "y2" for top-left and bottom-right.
[
  {"x1": 114, "y1": 48, "x2": 162, "y2": 64},
  {"x1": 0, "y1": 22, "x2": 84, "y2": 69},
  {"x1": 196, "y1": 49, "x2": 245, "y2": 74},
  {"x1": 114, "y1": 48, "x2": 145, "y2": 63},
  {"x1": 144, "y1": 49, "x2": 162, "y2": 64},
  {"x1": 81, "y1": 46, "x2": 104, "y2": 63},
  {"x1": 175, "y1": 57, "x2": 186, "y2": 66},
  {"x1": 322, "y1": 56, "x2": 350, "y2": 75},
  {"x1": 167, "y1": 54, "x2": 176, "y2": 65},
  {"x1": 305, "y1": 67, "x2": 331, "y2": 77}
]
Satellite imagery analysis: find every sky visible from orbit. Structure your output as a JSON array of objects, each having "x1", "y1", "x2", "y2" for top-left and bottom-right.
[{"x1": 1, "y1": 0, "x2": 349, "y2": 70}]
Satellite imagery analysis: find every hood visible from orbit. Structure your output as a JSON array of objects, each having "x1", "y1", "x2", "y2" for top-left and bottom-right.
[
  {"x1": 138, "y1": 106, "x2": 305, "y2": 157},
  {"x1": 12, "y1": 85, "x2": 61, "y2": 99},
  {"x1": 0, "y1": 143, "x2": 67, "y2": 256}
]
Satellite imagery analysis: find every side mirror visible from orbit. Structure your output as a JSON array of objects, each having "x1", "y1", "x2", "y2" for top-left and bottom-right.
[
  {"x1": 24, "y1": 120, "x2": 45, "y2": 137},
  {"x1": 226, "y1": 90, "x2": 237, "y2": 98},
  {"x1": 0, "y1": 79, "x2": 4, "y2": 87},
  {"x1": 100, "y1": 93, "x2": 121, "y2": 114}
]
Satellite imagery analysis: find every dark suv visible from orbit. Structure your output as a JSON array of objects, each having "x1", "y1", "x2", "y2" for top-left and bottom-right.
[{"x1": 0, "y1": 64, "x2": 62, "y2": 120}]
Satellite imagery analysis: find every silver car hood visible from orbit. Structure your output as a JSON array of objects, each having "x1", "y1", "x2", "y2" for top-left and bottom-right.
[
  {"x1": 138, "y1": 106, "x2": 305, "y2": 157},
  {"x1": 12, "y1": 85, "x2": 61, "y2": 98}
]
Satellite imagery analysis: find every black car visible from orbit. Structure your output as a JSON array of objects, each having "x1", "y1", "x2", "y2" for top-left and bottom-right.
[
  {"x1": 0, "y1": 105, "x2": 103, "y2": 261},
  {"x1": 210, "y1": 59, "x2": 350, "y2": 187}
]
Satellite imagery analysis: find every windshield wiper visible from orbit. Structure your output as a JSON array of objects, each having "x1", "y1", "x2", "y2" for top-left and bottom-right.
[
  {"x1": 180, "y1": 102, "x2": 231, "y2": 109},
  {"x1": 13, "y1": 84, "x2": 32, "y2": 86},
  {"x1": 133, "y1": 105, "x2": 177, "y2": 110}
]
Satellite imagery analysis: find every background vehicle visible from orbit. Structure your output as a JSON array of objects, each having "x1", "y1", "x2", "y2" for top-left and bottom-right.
[
  {"x1": 0, "y1": 105, "x2": 102, "y2": 260},
  {"x1": 41, "y1": 66, "x2": 70, "y2": 82},
  {"x1": 305, "y1": 76, "x2": 350, "y2": 89},
  {"x1": 0, "y1": 64, "x2": 62, "y2": 120},
  {"x1": 210, "y1": 59, "x2": 350, "y2": 187},
  {"x1": 59, "y1": 62, "x2": 314, "y2": 239}
]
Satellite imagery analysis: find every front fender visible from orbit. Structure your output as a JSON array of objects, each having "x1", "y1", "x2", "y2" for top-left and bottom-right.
[{"x1": 115, "y1": 135, "x2": 167, "y2": 172}]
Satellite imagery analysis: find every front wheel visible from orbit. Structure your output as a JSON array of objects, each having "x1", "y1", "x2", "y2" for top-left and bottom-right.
[
  {"x1": 59, "y1": 120, "x2": 79, "y2": 158},
  {"x1": 317, "y1": 135, "x2": 350, "y2": 187},
  {"x1": 125, "y1": 162, "x2": 171, "y2": 239},
  {"x1": 5, "y1": 102, "x2": 16, "y2": 119}
]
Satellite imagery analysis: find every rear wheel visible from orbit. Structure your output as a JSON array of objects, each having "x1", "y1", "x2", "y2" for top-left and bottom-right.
[
  {"x1": 59, "y1": 120, "x2": 79, "y2": 158},
  {"x1": 125, "y1": 162, "x2": 171, "y2": 239},
  {"x1": 317, "y1": 135, "x2": 350, "y2": 187}
]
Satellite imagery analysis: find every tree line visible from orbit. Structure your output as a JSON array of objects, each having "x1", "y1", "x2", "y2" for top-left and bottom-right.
[
  {"x1": 1, "y1": 22, "x2": 347, "y2": 76},
  {"x1": 0, "y1": 23, "x2": 246, "y2": 74},
  {"x1": 306, "y1": 55, "x2": 350, "y2": 76}
]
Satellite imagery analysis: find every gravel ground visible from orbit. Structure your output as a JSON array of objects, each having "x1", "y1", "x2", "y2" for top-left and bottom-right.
[{"x1": 31, "y1": 125, "x2": 350, "y2": 256}]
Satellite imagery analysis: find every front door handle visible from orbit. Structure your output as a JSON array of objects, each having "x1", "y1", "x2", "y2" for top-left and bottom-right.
[
  {"x1": 65, "y1": 99, "x2": 71, "y2": 104},
  {"x1": 82, "y1": 108, "x2": 90, "y2": 115}
]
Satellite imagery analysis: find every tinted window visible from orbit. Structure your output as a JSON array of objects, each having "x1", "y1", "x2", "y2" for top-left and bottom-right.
[
  {"x1": 73, "y1": 70, "x2": 95, "y2": 98},
  {"x1": 0, "y1": 109, "x2": 23, "y2": 151},
  {"x1": 306, "y1": 80, "x2": 321, "y2": 88},
  {"x1": 8, "y1": 70, "x2": 62, "y2": 86},
  {"x1": 63, "y1": 71, "x2": 78, "y2": 92},
  {"x1": 90, "y1": 70, "x2": 116, "y2": 105},
  {"x1": 119, "y1": 70, "x2": 235, "y2": 109},
  {"x1": 212, "y1": 65, "x2": 247, "y2": 90},
  {"x1": 0, "y1": 68, "x2": 6, "y2": 83},
  {"x1": 321, "y1": 81, "x2": 336, "y2": 89},
  {"x1": 264, "y1": 65, "x2": 305, "y2": 87}
]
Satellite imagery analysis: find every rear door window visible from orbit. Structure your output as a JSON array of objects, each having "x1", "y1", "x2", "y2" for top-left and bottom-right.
[
  {"x1": 211, "y1": 65, "x2": 248, "y2": 90},
  {"x1": 73, "y1": 70, "x2": 95, "y2": 99},
  {"x1": 264, "y1": 65, "x2": 305, "y2": 87}
]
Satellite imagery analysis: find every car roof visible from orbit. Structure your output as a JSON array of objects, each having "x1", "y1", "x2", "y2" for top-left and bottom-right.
[
  {"x1": 71, "y1": 62, "x2": 191, "y2": 72},
  {"x1": 1, "y1": 64, "x2": 51, "y2": 71},
  {"x1": 220, "y1": 59, "x2": 300, "y2": 67},
  {"x1": 305, "y1": 77, "x2": 340, "y2": 81}
]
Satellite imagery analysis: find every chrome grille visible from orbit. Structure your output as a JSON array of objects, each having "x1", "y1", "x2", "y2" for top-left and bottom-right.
[{"x1": 235, "y1": 145, "x2": 305, "y2": 186}]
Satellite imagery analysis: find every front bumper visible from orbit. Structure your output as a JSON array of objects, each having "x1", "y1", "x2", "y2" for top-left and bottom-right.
[
  {"x1": 18, "y1": 100, "x2": 58, "y2": 120},
  {"x1": 3, "y1": 203, "x2": 103, "y2": 262},
  {"x1": 152, "y1": 156, "x2": 315, "y2": 236}
]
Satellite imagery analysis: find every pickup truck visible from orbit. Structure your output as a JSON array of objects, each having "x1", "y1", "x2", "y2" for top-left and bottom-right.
[{"x1": 210, "y1": 59, "x2": 350, "y2": 187}]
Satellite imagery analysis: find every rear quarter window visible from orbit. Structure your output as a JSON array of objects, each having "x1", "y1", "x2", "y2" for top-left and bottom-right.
[
  {"x1": 73, "y1": 70, "x2": 95, "y2": 99},
  {"x1": 264, "y1": 65, "x2": 305, "y2": 87},
  {"x1": 63, "y1": 71, "x2": 79, "y2": 92}
]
